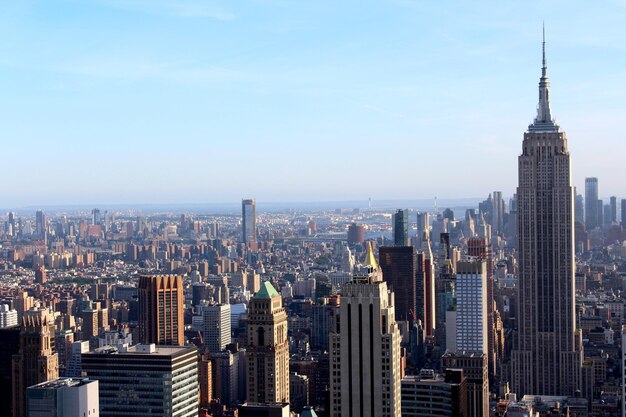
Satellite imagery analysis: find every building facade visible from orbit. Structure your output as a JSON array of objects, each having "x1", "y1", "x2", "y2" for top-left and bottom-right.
[
  {"x1": 12, "y1": 309, "x2": 59, "y2": 417},
  {"x1": 379, "y1": 245, "x2": 417, "y2": 323},
  {"x1": 585, "y1": 177, "x2": 599, "y2": 230},
  {"x1": 26, "y1": 378, "x2": 99, "y2": 417},
  {"x1": 202, "y1": 303, "x2": 231, "y2": 353},
  {"x1": 82, "y1": 344, "x2": 198, "y2": 417},
  {"x1": 392, "y1": 209, "x2": 409, "y2": 246},
  {"x1": 329, "y1": 243, "x2": 402, "y2": 417},
  {"x1": 246, "y1": 281, "x2": 290, "y2": 404},
  {"x1": 511, "y1": 34, "x2": 582, "y2": 396},
  {"x1": 242, "y1": 199, "x2": 257, "y2": 244},
  {"x1": 138, "y1": 275, "x2": 184, "y2": 346}
]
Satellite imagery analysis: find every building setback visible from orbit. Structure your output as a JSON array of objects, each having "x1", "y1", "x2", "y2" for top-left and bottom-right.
[
  {"x1": 511, "y1": 32, "x2": 582, "y2": 396},
  {"x1": 330, "y1": 243, "x2": 402, "y2": 417}
]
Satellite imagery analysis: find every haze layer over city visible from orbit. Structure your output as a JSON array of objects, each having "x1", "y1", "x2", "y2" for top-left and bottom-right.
[{"x1": 2, "y1": 2, "x2": 626, "y2": 417}]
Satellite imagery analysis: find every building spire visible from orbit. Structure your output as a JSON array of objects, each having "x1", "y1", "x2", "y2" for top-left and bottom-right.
[
  {"x1": 529, "y1": 24, "x2": 558, "y2": 132},
  {"x1": 542, "y1": 23, "x2": 547, "y2": 77}
]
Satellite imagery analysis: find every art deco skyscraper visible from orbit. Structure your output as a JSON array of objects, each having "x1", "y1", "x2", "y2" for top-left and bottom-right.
[
  {"x1": 511, "y1": 32, "x2": 582, "y2": 396},
  {"x1": 246, "y1": 281, "x2": 290, "y2": 404},
  {"x1": 138, "y1": 275, "x2": 184, "y2": 346},
  {"x1": 242, "y1": 199, "x2": 257, "y2": 244},
  {"x1": 12, "y1": 309, "x2": 59, "y2": 417},
  {"x1": 330, "y1": 243, "x2": 402, "y2": 417}
]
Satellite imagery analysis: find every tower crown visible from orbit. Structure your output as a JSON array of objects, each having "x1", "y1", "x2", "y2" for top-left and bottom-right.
[{"x1": 528, "y1": 26, "x2": 559, "y2": 133}]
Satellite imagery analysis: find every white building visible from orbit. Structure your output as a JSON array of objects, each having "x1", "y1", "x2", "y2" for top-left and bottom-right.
[
  {"x1": 26, "y1": 378, "x2": 99, "y2": 417},
  {"x1": 0, "y1": 304, "x2": 18, "y2": 328},
  {"x1": 330, "y1": 243, "x2": 402, "y2": 417},
  {"x1": 202, "y1": 303, "x2": 231, "y2": 353},
  {"x1": 455, "y1": 260, "x2": 488, "y2": 354}
]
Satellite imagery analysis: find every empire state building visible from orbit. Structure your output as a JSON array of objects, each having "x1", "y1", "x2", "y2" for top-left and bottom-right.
[{"x1": 511, "y1": 31, "x2": 582, "y2": 396}]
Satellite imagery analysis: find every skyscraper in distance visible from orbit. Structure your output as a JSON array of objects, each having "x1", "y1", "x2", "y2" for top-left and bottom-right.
[
  {"x1": 511, "y1": 31, "x2": 582, "y2": 396},
  {"x1": 585, "y1": 178, "x2": 599, "y2": 230},
  {"x1": 610, "y1": 196, "x2": 617, "y2": 224},
  {"x1": 392, "y1": 209, "x2": 409, "y2": 246},
  {"x1": 379, "y1": 245, "x2": 417, "y2": 322},
  {"x1": 242, "y1": 199, "x2": 257, "y2": 244},
  {"x1": 138, "y1": 275, "x2": 184, "y2": 346}
]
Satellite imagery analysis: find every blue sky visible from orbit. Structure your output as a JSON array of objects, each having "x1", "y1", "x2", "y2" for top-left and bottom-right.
[{"x1": 1, "y1": 1, "x2": 625, "y2": 207}]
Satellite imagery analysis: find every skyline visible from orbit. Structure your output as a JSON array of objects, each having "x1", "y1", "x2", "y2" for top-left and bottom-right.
[{"x1": 2, "y1": 1, "x2": 626, "y2": 206}]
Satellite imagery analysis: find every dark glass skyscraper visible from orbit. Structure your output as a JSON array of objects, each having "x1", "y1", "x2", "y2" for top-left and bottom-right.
[
  {"x1": 392, "y1": 209, "x2": 409, "y2": 246},
  {"x1": 511, "y1": 33, "x2": 582, "y2": 396},
  {"x1": 379, "y1": 245, "x2": 417, "y2": 322}
]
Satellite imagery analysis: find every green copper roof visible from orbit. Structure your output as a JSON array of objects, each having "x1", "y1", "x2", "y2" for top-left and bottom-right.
[{"x1": 254, "y1": 281, "x2": 279, "y2": 299}]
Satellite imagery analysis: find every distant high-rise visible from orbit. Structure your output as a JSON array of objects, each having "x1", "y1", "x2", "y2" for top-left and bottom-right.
[
  {"x1": 12, "y1": 309, "x2": 59, "y2": 417},
  {"x1": 610, "y1": 196, "x2": 617, "y2": 224},
  {"x1": 35, "y1": 210, "x2": 46, "y2": 239},
  {"x1": 329, "y1": 243, "x2": 402, "y2": 417},
  {"x1": 246, "y1": 281, "x2": 290, "y2": 404},
  {"x1": 417, "y1": 232, "x2": 436, "y2": 337},
  {"x1": 492, "y1": 191, "x2": 505, "y2": 234},
  {"x1": 585, "y1": 178, "x2": 599, "y2": 230},
  {"x1": 347, "y1": 223, "x2": 365, "y2": 246},
  {"x1": 34, "y1": 267, "x2": 46, "y2": 285},
  {"x1": 511, "y1": 32, "x2": 582, "y2": 397},
  {"x1": 26, "y1": 378, "x2": 99, "y2": 417},
  {"x1": 379, "y1": 245, "x2": 417, "y2": 322},
  {"x1": 202, "y1": 303, "x2": 231, "y2": 353},
  {"x1": 622, "y1": 199, "x2": 626, "y2": 227},
  {"x1": 138, "y1": 275, "x2": 184, "y2": 346},
  {"x1": 91, "y1": 208, "x2": 101, "y2": 226},
  {"x1": 82, "y1": 344, "x2": 198, "y2": 417},
  {"x1": 574, "y1": 191, "x2": 584, "y2": 224},
  {"x1": 392, "y1": 209, "x2": 409, "y2": 246},
  {"x1": 242, "y1": 199, "x2": 257, "y2": 244}
]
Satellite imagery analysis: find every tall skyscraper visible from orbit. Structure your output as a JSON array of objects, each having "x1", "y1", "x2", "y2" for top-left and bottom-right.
[
  {"x1": 492, "y1": 191, "x2": 505, "y2": 235},
  {"x1": 379, "y1": 245, "x2": 417, "y2": 322},
  {"x1": 622, "y1": 199, "x2": 626, "y2": 228},
  {"x1": 467, "y1": 237, "x2": 496, "y2": 377},
  {"x1": 417, "y1": 231, "x2": 436, "y2": 337},
  {"x1": 452, "y1": 260, "x2": 488, "y2": 353},
  {"x1": 442, "y1": 259, "x2": 489, "y2": 417},
  {"x1": 392, "y1": 209, "x2": 409, "y2": 246},
  {"x1": 82, "y1": 344, "x2": 198, "y2": 417},
  {"x1": 610, "y1": 196, "x2": 617, "y2": 224},
  {"x1": 585, "y1": 178, "x2": 599, "y2": 230},
  {"x1": 26, "y1": 378, "x2": 99, "y2": 417},
  {"x1": 329, "y1": 243, "x2": 402, "y2": 417},
  {"x1": 35, "y1": 210, "x2": 46, "y2": 240},
  {"x1": 511, "y1": 33, "x2": 582, "y2": 396},
  {"x1": 242, "y1": 199, "x2": 257, "y2": 244},
  {"x1": 12, "y1": 309, "x2": 59, "y2": 417},
  {"x1": 138, "y1": 275, "x2": 184, "y2": 346},
  {"x1": 246, "y1": 281, "x2": 290, "y2": 404},
  {"x1": 202, "y1": 303, "x2": 231, "y2": 353}
]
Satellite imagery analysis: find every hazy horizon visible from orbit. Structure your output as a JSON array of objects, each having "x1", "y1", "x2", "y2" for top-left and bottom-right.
[{"x1": 2, "y1": 1, "x2": 625, "y2": 206}]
